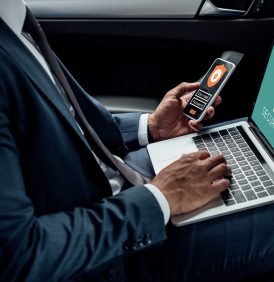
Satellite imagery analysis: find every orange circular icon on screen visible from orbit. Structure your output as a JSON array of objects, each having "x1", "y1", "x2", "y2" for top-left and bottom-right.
[{"x1": 207, "y1": 64, "x2": 227, "y2": 88}]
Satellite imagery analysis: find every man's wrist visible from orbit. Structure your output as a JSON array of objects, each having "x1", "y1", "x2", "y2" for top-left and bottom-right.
[
  {"x1": 148, "y1": 114, "x2": 159, "y2": 142},
  {"x1": 147, "y1": 124, "x2": 154, "y2": 143}
]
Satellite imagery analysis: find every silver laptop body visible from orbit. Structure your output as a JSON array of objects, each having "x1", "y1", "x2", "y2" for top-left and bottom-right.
[{"x1": 147, "y1": 46, "x2": 274, "y2": 227}]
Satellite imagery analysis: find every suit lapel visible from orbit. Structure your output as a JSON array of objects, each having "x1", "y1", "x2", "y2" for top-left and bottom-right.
[{"x1": 0, "y1": 19, "x2": 93, "y2": 154}]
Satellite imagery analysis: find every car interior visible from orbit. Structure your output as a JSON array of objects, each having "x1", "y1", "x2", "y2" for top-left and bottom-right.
[
  {"x1": 27, "y1": 0, "x2": 274, "y2": 127},
  {"x1": 20, "y1": 1, "x2": 274, "y2": 280}
]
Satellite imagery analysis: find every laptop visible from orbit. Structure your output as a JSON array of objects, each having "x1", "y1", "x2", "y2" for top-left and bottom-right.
[{"x1": 147, "y1": 46, "x2": 274, "y2": 227}]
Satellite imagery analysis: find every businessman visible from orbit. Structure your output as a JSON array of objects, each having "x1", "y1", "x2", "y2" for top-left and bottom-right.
[{"x1": 0, "y1": 1, "x2": 274, "y2": 281}]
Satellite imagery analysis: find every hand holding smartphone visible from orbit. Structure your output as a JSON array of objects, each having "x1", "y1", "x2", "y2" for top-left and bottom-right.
[{"x1": 183, "y1": 58, "x2": 236, "y2": 122}]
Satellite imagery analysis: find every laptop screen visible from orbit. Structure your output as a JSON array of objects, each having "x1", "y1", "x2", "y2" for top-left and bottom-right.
[{"x1": 251, "y1": 44, "x2": 274, "y2": 149}]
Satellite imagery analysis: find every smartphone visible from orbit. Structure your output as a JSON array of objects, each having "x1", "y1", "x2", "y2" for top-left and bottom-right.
[{"x1": 183, "y1": 58, "x2": 236, "y2": 122}]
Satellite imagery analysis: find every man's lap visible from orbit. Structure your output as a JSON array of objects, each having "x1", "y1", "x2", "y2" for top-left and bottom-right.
[
  {"x1": 128, "y1": 203, "x2": 274, "y2": 282},
  {"x1": 124, "y1": 119, "x2": 274, "y2": 281},
  {"x1": 124, "y1": 147, "x2": 155, "y2": 179}
]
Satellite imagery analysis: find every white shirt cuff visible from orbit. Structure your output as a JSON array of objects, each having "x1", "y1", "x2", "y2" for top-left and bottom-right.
[
  {"x1": 138, "y1": 113, "x2": 149, "y2": 147},
  {"x1": 145, "y1": 183, "x2": 170, "y2": 225}
]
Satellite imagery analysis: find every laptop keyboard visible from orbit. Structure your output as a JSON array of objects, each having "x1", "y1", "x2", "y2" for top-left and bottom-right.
[{"x1": 192, "y1": 127, "x2": 274, "y2": 206}]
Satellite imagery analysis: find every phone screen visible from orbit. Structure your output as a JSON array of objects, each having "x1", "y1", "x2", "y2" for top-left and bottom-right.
[{"x1": 183, "y1": 58, "x2": 235, "y2": 121}]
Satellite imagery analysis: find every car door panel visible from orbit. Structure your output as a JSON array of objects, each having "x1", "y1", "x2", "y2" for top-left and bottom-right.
[
  {"x1": 26, "y1": 0, "x2": 274, "y2": 122},
  {"x1": 27, "y1": 0, "x2": 203, "y2": 18}
]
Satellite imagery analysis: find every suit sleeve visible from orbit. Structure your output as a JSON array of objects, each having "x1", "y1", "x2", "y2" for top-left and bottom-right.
[
  {"x1": 113, "y1": 112, "x2": 143, "y2": 150},
  {"x1": 0, "y1": 55, "x2": 166, "y2": 281}
]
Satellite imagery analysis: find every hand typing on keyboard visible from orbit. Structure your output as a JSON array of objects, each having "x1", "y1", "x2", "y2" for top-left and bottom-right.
[{"x1": 150, "y1": 151, "x2": 231, "y2": 216}]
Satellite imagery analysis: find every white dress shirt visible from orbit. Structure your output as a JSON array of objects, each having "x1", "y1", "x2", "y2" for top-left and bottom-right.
[{"x1": 0, "y1": 0, "x2": 170, "y2": 224}]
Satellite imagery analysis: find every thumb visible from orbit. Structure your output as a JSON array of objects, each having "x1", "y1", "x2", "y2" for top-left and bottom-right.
[{"x1": 171, "y1": 82, "x2": 200, "y2": 99}]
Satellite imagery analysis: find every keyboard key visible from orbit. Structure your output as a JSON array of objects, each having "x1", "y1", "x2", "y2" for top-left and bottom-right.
[
  {"x1": 221, "y1": 151, "x2": 231, "y2": 157},
  {"x1": 224, "y1": 199, "x2": 236, "y2": 206},
  {"x1": 232, "y1": 152, "x2": 243, "y2": 158},
  {"x1": 225, "y1": 155, "x2": 234, "y2": 161},
  {"x1": 242, "y1": 166, "x2": 252, "y2": 171},
  {"x1": 211, "y1": 150, "x2": 221, "y2": 156},
  {"x1": 263, "y1": 181, "x2": 274, "y2": 187},
  {"x1": 238, "y1": 143, "x2": 248, "y2": 149},
  {"x1": 216, "y1": 142, "x2": 226, "y2": 148},
  {"x1": 247, "y1": 156, "x2": 257, "y2": 162},
  {"x1": 230, "y1": 164, "x2": 239, "y2": 170},
  {"x1": 251, "y1": 181, "x2": 261, "y2": 187},
  {"x1": 233, "y1": 169, "x2": 242, "y2": 175},
  {"x1": 221, "y1": 190, "x2": 233, "y2": 200},
  {"x1": 266, "y1": 186, "x2": 274, "y2": 195},
  {"x1": 250, "y1": 160, "x2": 260, "y2": 166},
  {"x1": 241, "y1": 148, "x2": 251, "y2": 153},
  {"x1": 210, "y1": 132, "x2": 220, "y2": 139},
  {"x1": 230, "y1": 132, "x2": 240, "y2": 137},
  {"x1": 232, "y1": 190, "x2": 247, "y2": 203},
  {"x1": 235, "y1": 174, "x2": 245, "y2": 180},
  {"x1": 227, "y1": 143, "x2": 238, "y2": 149},
  {"x1": 238, "y1": 179, "x2": 248, "y2": 185},
  {"x1": 244, "y1": 152, "x2": 254, "y2": 157},
  {"x1": 244, "y1": 170, "x2": 254, "y2": 176},
  {"x1": 205, "y1": 142, "x2": 215, "y2": 147},
  {"x1": 196, "y1": 143, "x2": 206, "y2": 149},
  {"x1": 235, "y1": 139, "x2": 245, "y2": 144},
  {"x1": 228, "y1": 127, "x2": 237, "y2": 132},
  {"x1": 219, "y1": 146, "x2": 229, "y2": 152},
  {"x1": 233, "y1": 135, "x2": 242, "y2": 140},
  {"x1": 254, "y1": 186, "x2": 265, "y2": 193},
  {"x1": 193, "y1": 136, "x2": 202, "y2": 141},
  {"x1": 256, "y1": 170, "x2": 267, "y2": 177},
  {"x1": 229, "y1": 184, "x2": 240, "y2": 191},
  {"x1": 247, "y1": 175, "x2": 258, "y2": 182},
  {"x1": 207, "y1": 146, "x2": 218, "y2": 153},
  {"x1": 231, "y1": 147, "x2": 240, "y2": 153},
  {"x1": 209, "y1": 146, "x2": 218, "y2": 152},
  {"x1": 241, "y1": 184, "x2": 252, "y2": 191},
  {"x1": 244, "y1": 190, "x2": 257, "y2": 201},
  {"x1": 193, "y1": 139, "x2": 204, "y2": 144},
  {"x1": 220, "y1": 129, "x2": 229, "y2": 136},
  {"x1": 227, "y1": 159, "x2": 236, "y2": 165},
  {"x1": 209, "y1": 144, "x2": 218, "y2": 151},
  {"x1": 230, "y1": 178, "x2": 237, "y2": 185},
  {"x1": 223, "y1": 135, "x2": 232, "y2": 140},
  {"x1": 253, "y1": 165, "x2": 263, "y2": 172},
  {"x1": 257, "y1": 192, "x2": 269, "y2": 198},
  {"x1": 225, "y1": 139, "x2": 234, "y2": 145},
  {"x1": 239, "y1": 160, "x2": 248, "y2": 166},
  {"x1": 201, "y1": 134, "x2": 212, "y2": 141},
  {"x1": 194, "y1": 140, "x2": 204, "y2": 146},
  {"x1": 260, "y1": 175, "x2": 270, "y2": 182},
  {"x1": 235, "y1": 156, "x2": 245, "y2": 162},
  {"x1": 214, "y1": 138, "x2": 223, "y2": 143}
]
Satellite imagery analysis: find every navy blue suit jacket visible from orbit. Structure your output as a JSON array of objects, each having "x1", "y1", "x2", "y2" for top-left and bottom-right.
[{"x1": 0, "y1": 20, "x2": 166, "y2": 281}]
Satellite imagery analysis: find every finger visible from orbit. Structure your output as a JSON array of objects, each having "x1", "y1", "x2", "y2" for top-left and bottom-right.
[
  {"x1": 180, "y1": 150, "x2": 210, "y2": 162},
  {"x1": 197, "y1": 150, "x2": 211, "y2": 160},
  {"x1": 203, "y1": 96, "x2": 222, "y2": 121},
  {"x1": 204, "y1": 154, "x2": 227, "y2": 171},
  {"x1": 213, "y1": 96, "x2": 222, "y2": 107},
  {"x1": 189, "y1": 120, "x2": 203, "y2": 132},
  {"x1": 203, "y1": 106, "x2": 215, "y2": 120},
  {"x1": 169, "y1": 82, "x2": 200, "y2": 99},
  {"x1": 208, "y1": 163, "x2": 232, "y2": 180},
  {"x1": 211, "y1": 178, "x2": 230, "y2": 194}
]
